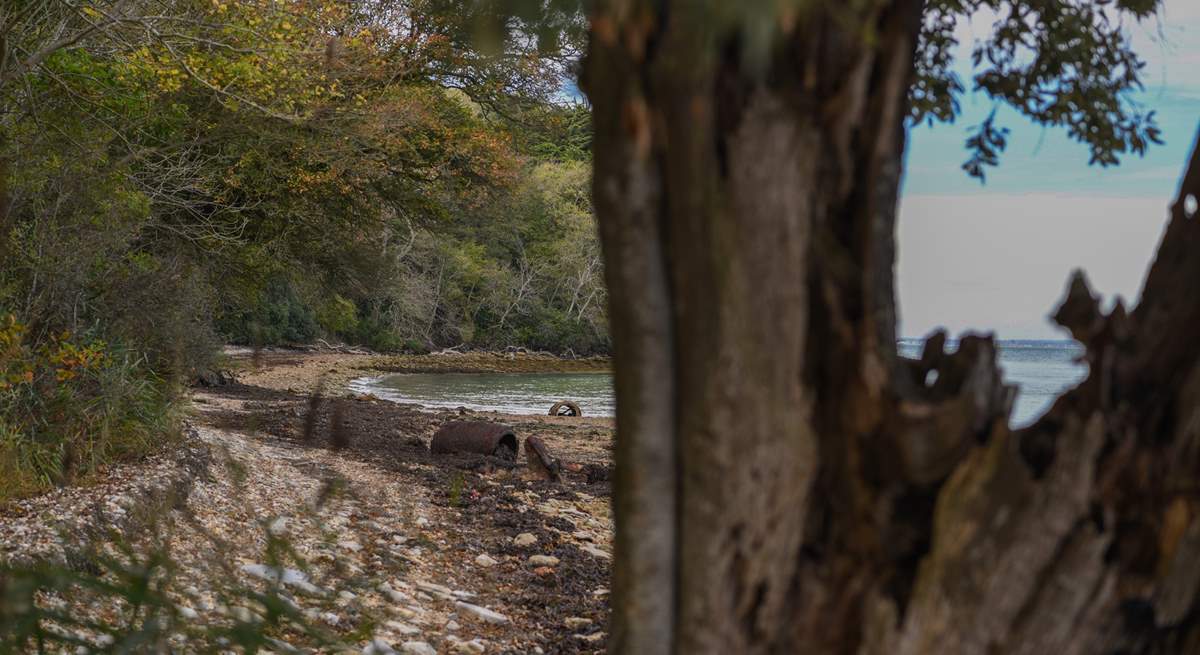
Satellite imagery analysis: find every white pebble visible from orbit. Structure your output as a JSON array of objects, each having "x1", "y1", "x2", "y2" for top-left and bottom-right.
[
  {"x1": 385, "y1": 621, "x2": 421, "y2": 635},
  {"x1": 527, "y1": 555, "x2": 559, "y2": 567},
  {"x1": 402, "y1": 641, "x2": 436, "y2": 655},
  {"x1": 364, "y1": 638, "x2": 398, "y2": 655},
  {"x1": 453, "y1": 639, "x2": 486, "y2": 654},
  {"x1": 454, "y1": 601, "x2": 509, "y2": 624}
]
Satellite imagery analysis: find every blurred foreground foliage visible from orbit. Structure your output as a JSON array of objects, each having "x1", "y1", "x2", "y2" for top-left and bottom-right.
[{"x1": 0, "y1": 457, "x2": 361, "y2": 654}]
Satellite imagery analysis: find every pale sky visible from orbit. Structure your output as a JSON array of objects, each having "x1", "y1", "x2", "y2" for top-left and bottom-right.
[{"x1": 898, "y1": 0, "x2": 1200, "y2": 339}]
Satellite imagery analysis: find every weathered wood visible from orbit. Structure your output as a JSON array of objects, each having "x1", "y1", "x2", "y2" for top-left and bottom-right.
[
  {"x1": 587, "y1": 0, "x2": 1200, "y2": 652},
  {"x1": 524, "y1": 436, "x2": 562, "y2": 482},
  {"x1": 585, "y1": 8, "x2": 678, "y2": 653}
]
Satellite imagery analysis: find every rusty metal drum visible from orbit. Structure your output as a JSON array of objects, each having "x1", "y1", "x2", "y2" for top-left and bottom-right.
[{"x1": 430, "y1": 421, "x2": 518, "y2": 460}]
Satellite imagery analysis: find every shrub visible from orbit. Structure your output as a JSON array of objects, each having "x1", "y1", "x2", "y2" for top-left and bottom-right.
[
  {"x1": 217, "y1": 277, "x2": 319, "y2": 347},
  {"x1": 316, "y1": 294, "x2": 359, "y2": 337},
  {"x1": 351, "y1": 313, "x2": 406, "y2": 353},
  {"x1": 0, "y1": 316, "x2": 175, "y2": 501}
]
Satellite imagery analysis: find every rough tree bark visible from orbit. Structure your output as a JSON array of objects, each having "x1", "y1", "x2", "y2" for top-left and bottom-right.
[{"x1": 583, "y1": 1, "x2": 1200, "y2": 653}]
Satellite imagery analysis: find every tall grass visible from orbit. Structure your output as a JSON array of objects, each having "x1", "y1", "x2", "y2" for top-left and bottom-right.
[{"x1": 0, "y1": 315, "x2": 177, "y2": 501}]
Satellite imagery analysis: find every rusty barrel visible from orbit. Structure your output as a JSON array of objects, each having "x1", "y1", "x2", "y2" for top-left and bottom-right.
[{"x1": 430, "y1": 421, "x2": 518, "y2": 460}]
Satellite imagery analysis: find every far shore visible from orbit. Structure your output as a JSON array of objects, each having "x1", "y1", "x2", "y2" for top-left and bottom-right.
[{"x1": 221, "y1": 345, "x2": 612, "y2": 417}]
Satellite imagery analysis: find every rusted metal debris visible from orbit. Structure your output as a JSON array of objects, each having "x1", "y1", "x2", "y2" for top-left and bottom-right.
[
  {"x1": 548, "y1": 400, "x2": 582, "y2": 417},
  {"x1": 431, "y1": 421, "x2": 518, "y2": 460},
  {"x1": 524, "y1": 436, "x2": 562, "y2": 482}
]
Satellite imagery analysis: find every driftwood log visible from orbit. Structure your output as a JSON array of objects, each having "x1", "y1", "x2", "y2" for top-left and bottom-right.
[{"x1": 524, "y1": 436, "x2": 562, "y2": 482}]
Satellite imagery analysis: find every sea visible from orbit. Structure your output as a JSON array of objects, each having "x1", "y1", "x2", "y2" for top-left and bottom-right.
[
  {"x1": 897, "y1": 339, "x2": 1086, "y2": 426},
  {"x1": 354, "y1": 340, "x2": 1086, "y2": 427}
]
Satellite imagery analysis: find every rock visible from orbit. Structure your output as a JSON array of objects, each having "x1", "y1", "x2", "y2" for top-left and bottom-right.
[
  {"x1": 415, "y1": 581, "x2": 454, "y2": 600},
  {"x1": 401, "y1": 641, "x2": 437, "y2": 655},
  {"x1": 474, "y1": 554, "x2": 499, "y2": 567},
  {"x1": 268, "y1": 638, "x2": 302, "y2": 654},
  {"x1": 241, "y1": 563, "x2": 326, "y2": 595},
  {"x1": 364, "y1": 638, "x2": 399, "y2": 655},
  {"x1": 512, "y1": 533, "x2": 537, "y2": 547},
  {"x1": 394, "y1": 606, "x2": 421, "y2": 620},
  {"x1": 339, "y1": 590, "x2": 358, "y2": 601},
  {"x1": 453, "y1": 639, "x2": 486, "y2": 654},
  {"x1": 574, "y1": 632, "x2": 605, "y2": 643},
  {"x1": 526, "y1": 555, "x2": 559, "y2": 567},
  {"x1": 532, "y1": 566, "x2": 555, "y2": 577},
  {"x1": 278, "y1": 594, "x2": 302, "y2": 613},
  {"x1": 385, "y1": 621, "x2": 421, "y2": 636},
  {"x1": 416, "y1": 517, "x2": 430, "y2": 527},
  {"x1": 564, "y1": 617, "x2": 592, "y2": 629},
  {"x1": 454, "y1": 601, "x2": 509, "y2": 624},
  {"x1": 179, "y1": 606, "x2": 199, "y2": 620},
  {"x1": 322, "y1": 612, "x2": 342, "y2": 626},
  {"x1": 268, "y1": 517, "x2": 289, "y2": 536},
  {"x1": 446, "y1": 619, "x2": 460, "y2": 631},
  {"x1": 582, "y1": 545, "x2": 612, "y2": 560},
  {"x1": 378, "y1": 582, "x2": 410, "y2": 603}
]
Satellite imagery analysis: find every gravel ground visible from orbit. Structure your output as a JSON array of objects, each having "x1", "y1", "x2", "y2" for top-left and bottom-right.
[{"x1": 0, "y1": 348, "x2": 616, "y2": 654}]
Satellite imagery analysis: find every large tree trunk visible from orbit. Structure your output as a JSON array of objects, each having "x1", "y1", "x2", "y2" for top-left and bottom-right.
[{"x1": 583, "y1": 2, "x2": 1200, "y2": 654}]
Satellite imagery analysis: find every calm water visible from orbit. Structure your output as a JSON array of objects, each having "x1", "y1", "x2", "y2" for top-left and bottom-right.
[
  {"x1": 350, "y1": 372, "x2": 617, "y2": 417},
  {"x1": 898, "y1": 339, "x2": 1087, "y2": 426},
  {"x1": 354, "y1": 340, "x2": 1086, "y2": 426}
]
